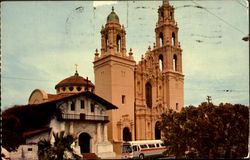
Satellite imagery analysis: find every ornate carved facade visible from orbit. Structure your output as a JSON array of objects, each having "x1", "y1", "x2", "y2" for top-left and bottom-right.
[
  {"x1": 94, "y1": 1, "x2": 184, "y2": 154},
  {"x1": 135, "y1": 0, "x2": 184, "y2": 140}
]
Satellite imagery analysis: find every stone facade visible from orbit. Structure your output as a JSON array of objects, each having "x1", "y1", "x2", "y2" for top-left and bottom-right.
[{"x1": 94, "y1": 1, "x2": 184, "y2": 154}]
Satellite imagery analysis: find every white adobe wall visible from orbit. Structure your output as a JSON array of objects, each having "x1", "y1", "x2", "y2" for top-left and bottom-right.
[{"x1": 9, "y1": 144, "x2": 38, "y2": 160}]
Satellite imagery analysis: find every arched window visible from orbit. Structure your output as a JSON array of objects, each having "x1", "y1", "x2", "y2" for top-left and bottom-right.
[
  {"x1": 170, "y1": 11, "x2": 173, "y2": 20},
  {"x1": 145, "y1": 82, "x2": 152, "y2": 108},
  {"x1": 155, "y1": 122, "x2": 161, "y2": 140},
  {"x1": 173, "y1": 54, "x2": 177, "y2": 71},
  {"x1": 161, "y1": 11, "x2": 164, "y2": 21},
  {"x1": 123, "y1": 127, "x2": 132, "y2": 141},
  {"x1": 116, "y1": 34, "x2": 121, "y2": 52},
  {"x1": 172, "y1": 32, "x2": 175, "y2": 46},
  {"x1": 105, "y1": 34, "x2": 108, "y2": 52},
  {"x1": 160, "y1": 32, "x2": 164, "y2": 47},
  {"x1": 159, "y1": 54, "x2": 163, "y2": 71}
]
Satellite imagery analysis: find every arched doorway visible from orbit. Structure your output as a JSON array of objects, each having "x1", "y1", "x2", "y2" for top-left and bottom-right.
[
  {"x1": 123, "y1": 127, "x2": 132, "y2": 141},
  {"x1": 79, "y1": 132, "x2": 91, "y2": 153},
  {"x1": 155, "y1": 122, "x2": 161, "y2": 140}
]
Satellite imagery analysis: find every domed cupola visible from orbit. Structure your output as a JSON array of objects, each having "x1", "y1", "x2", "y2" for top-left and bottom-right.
[
  {"x1": 55, "y1": 69, "x2": 95, "y2": 94},
  {"x1": 107, "y1": 6, "x2": 119, "y2": 23}
]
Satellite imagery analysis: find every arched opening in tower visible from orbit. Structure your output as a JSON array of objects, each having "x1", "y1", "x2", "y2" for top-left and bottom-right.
[
  {"x1": 123, "y1": 127, "x2": 132, "y2": 141},
  {"x1": 117, "y1": 34, "x2": 121, "y2": 52},
  {"x1": 159, "y1": 54, "x2": 163, "y2": 71},
  {"x1": 172, "y1": 32, "x2": 175, "y2": 46},
  {"x1": 105, "y1": 34, "x2": 108, "y2": 52},
  {"x1": 155, "y1": 121, "x2": 161, "y2": 140},
  {"x1": 170, "y1": 11, "x2": 173, "y2": 20},
  {"x1": 160, "y1": 32, "x2": 164, "y2": 47},
  {"x1": 173, "y1": 54, "x2": 177, "y2": 71},
  {"x1": 161, "y1": 11, "x2": 164, "y2": 21},
  {"x1": 145, "y1": 82, "x2": 152, "y2": 108}
]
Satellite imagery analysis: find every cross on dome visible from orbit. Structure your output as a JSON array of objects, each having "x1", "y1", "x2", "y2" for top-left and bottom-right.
[{"x1": 75, "y1": 64, "x2": 78, "y2": 72}]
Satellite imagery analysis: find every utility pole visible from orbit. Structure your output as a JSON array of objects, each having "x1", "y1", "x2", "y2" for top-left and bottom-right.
[{"x1": 206, "y1": 96, "x2": 212, "y2": 103}]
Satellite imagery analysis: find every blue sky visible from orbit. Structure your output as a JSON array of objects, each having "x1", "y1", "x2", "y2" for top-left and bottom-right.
[{"x1": 1, "y1": 1, "x2": 249, "y2": 110}]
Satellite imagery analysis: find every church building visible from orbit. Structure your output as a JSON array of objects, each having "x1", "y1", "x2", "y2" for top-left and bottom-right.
[
  {"x1": 9, "y1": 70, "x2": 117, "y2": 159},
  {"x1": 93, "y1": 0, "x2": 184, "y2": 154}
]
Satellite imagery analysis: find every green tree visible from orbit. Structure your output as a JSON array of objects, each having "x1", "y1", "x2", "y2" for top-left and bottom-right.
[
  {"x1": 2, "y1": 103, "x2": 62, "y2": 151},
  {"x1": 159, "y1": 109, "x2": 187, "y2": 158},
  {"x1": 2, "y1": 115, "x2": 23, "y2": 151},
  {"x1": 38, "y1": 131, "x2": 81, "y2": 160},
  {"x1": 159, "y1": 102, "x2": 249, "y2": 159}
]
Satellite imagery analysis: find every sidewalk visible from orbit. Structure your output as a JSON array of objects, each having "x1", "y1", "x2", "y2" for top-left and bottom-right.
[{"x1": 103, "y1": 154, "x2": 121, "y2": 159}]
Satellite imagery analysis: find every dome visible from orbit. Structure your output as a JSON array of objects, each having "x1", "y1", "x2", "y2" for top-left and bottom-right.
[
  {"x1": 163, "y1": 0, "x2": 169, "y2": 4},
  {"x1": 55, "y1": 71, "x2": 94, "y2": 94},
  {"x1": 107, "y1": 7, "x2": 119, "y2": 23}
]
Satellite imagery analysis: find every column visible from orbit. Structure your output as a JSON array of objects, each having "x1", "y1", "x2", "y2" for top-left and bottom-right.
[
  {"x1": 60, "y1": 121, "x2": 65, "y2": 131},
  {"x1": 97, "y1": 123, "x2": 101, "y2": 142},
  {"x1": 104, "y1": 124, "x2": 108, "y2": 142},
  {"x1": 69, "y1": 122, "x2": 73, "y2": 135}
]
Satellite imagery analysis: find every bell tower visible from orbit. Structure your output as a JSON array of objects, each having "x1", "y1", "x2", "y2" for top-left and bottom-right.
[
  {"x1": 154, "y1": 0, "x2": 184, "y2": 110},
  {"x1": 155, "y1": 0, "x2": 182, "y2": 72},
  {"x1": 134, "y1": 0, "x2": 184, "y2": 140},
  {"x1": 93, "y1": 7, "x2": 136, "y2": 154},
  {"x1": 100, "y1": 6, "x2": 127, "y2": 57}
]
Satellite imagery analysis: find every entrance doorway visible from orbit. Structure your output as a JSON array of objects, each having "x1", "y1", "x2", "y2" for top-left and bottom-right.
[
  {"x1": 155, "y1": 122, "x2": 161, "y2": 139},
  {"x1": 123, "y1": 127, "x2": 132, "y2": 141},
  {"x1": 79, "y1": 132, "x2": 91, "y2": 153}
]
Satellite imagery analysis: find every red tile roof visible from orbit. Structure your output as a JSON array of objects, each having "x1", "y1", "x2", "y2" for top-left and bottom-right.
[
  {"x1": 23, "y1": 127, "x2": 51, "y2": 138},
  {"x1": 33, "y1": 91, "x2": 118, "y2": 110},
  {"x1": 47, "y1": 94, "x2": 72, "y2": 102}
]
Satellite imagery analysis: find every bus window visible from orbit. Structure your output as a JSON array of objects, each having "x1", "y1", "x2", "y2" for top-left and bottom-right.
[
  {"x1": 132, "y1": 146, "x2": 138, "y2": 152},
  {"x1": 122, "y1": 145, "x2": 132, "y2": 153},
  {"x1": 160, "y1": 143, "x2": 166, "y2": 147},
  {"x1": 148, "y1": 144, "x2": 155, "y2": 148},
  {"x1": 140, "y1": 144, "x2": 148, "y2": 149},
  {"x1": 156, "y1": 144, "x2": 160, "y2": 148}
]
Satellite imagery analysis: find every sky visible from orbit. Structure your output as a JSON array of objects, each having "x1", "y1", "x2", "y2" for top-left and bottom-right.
[{"x1": 1, "y1": 0, "x2": 249, "y2": 110}]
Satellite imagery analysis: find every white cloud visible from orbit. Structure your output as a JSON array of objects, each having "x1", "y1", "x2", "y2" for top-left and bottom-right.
[{"x1": 93, "y1": 1, "x2": 117, "y2": 7}]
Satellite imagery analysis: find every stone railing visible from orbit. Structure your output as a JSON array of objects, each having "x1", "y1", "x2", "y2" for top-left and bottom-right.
[{"x1": 60, "y1": 113, "x2": 108, "y2": 121}]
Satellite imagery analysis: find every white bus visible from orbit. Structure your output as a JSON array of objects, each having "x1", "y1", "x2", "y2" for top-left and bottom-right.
[{"x1": 122, "y1": 140, "x2": 167, "y2": 159}]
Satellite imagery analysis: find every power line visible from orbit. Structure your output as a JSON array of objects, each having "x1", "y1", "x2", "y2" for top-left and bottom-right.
[
  {"x1": 2, "y1": 76, "x2": 249, "y2": 93},
  {"x1": 191, "y1": 0, "x2": 247, "y2": 36},
  {"x1": 236, "y1": 0, "x2": 249, "y2": 9},
  {"x1": 2, "y1": 76, "x2": 56, "y2": 82}
]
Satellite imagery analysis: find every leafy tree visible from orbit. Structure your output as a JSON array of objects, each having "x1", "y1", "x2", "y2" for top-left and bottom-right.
[
  {"x1": 160, "y1": 109, "x2": 187, "y2": 158},
  {"x1": 2, "y1": 103, "x2": 62, "y2": 151},
  {"x1": 2, "y1": 115, "x2": 23, "y2": 151},
  {"x1": 159, "y1": 102, "x2": 249, "y2": 159},
  {"x1": 38, "y1": 131, "x2": 81, "y2": 160}
]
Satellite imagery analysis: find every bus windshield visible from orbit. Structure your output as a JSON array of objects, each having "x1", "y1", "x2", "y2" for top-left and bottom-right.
[{"x1": 122, "y1": 145, "x2": 132, "y2": 153}]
